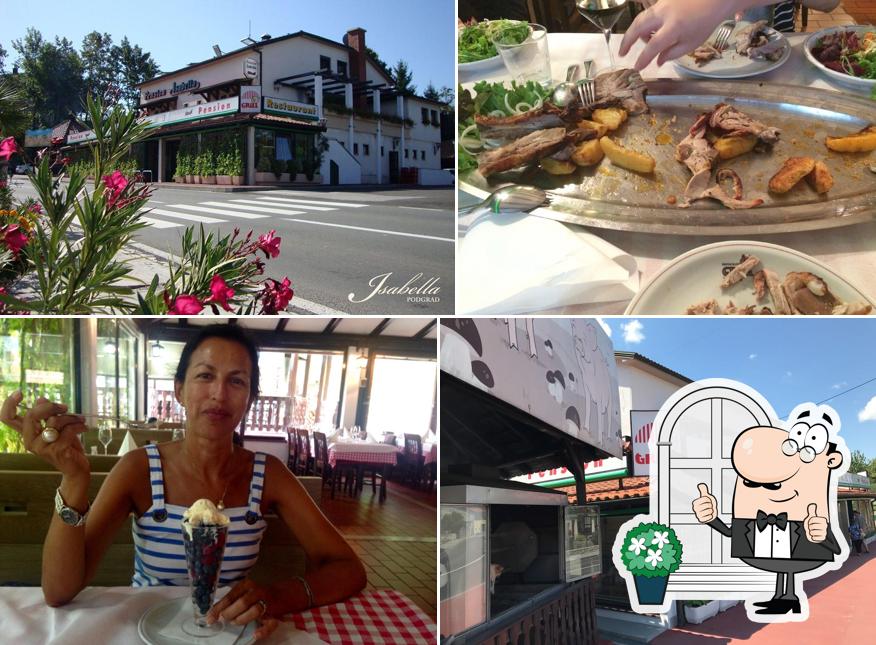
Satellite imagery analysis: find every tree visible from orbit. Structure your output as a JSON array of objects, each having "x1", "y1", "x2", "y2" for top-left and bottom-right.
[
  {"x1": 0, "y1": 78, "x2": 29, "y2": 138},
  {"x1": 0, "y1": 42, "x2": 7, "y2": 73},
  {"x1": 423, "y1": 82, "x2": 440, "y2": 102},
  {"x1": 365, "y1": 46, "x2": 393, "y2": 81},
  {"x1": 423, "y1": 83, "x2": 454, "y2": 106},
  {"x1": 112, "y1": 37, "x2": 160, "y2": 108},
  {"x1": 80, "y1": 31, "x2": 116, "y2": 103},
  {"x1": 850, "y1": 449, "x2": 869, "y2": 475},
  {"x1": 392, "y1": 59, "x2": 416, "y2": 95}
]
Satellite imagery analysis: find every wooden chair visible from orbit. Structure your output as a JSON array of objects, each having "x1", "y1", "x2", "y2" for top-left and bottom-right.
[
  {"x1": 295, "y1": 428, "x2": 312, "y2": 475},
  {"x1": 401, "y1": 433, "x2": 424, "y2": 488},
  {"x1": 286, "y1": 428, "x2": 299, "y2": 472},
  {"x1": 311, "y1": 431, "x2": 328, "y2": 478}
]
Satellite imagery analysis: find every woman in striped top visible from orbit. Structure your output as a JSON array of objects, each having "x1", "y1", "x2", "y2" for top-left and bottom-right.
[
  {"x1": 622, "y1": 0, "x2": 840, "y2": 69},
  {"x1": 0, "y1": 325, "x2": 366, "y2": 642}
]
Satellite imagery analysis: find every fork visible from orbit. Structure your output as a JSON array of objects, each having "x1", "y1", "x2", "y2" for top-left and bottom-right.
[
  {"x1": 577, "y1": 77, "x2": 596, "y2": 109},
  {"x1": 712, "y1": 21, "x2": 735, "y2": 51}
]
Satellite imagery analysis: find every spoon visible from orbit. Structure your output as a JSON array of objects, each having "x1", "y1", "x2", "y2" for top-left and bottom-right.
[
  {"x1": 551, "y1": 64, "x2": 580, "y2": 108},
  {"x1": 458, "y1": 185, "x2": 548, "y2": 235}
]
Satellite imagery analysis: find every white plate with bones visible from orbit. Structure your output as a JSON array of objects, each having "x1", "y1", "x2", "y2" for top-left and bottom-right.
[
  {"x1": 625, "y1": 240, "x2": 875, "y2": 315},
  {"x1": 674, "y1": 20, "x2": 791, "y2": 79}
]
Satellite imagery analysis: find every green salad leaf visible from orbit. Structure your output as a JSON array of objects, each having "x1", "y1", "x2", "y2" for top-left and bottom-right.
[
  {"x1": 458, "y1": 19, "x2": 530, "y2": 64},
  {"x1": 471, "y1": 79, "x2": 551, "y2": 116}
]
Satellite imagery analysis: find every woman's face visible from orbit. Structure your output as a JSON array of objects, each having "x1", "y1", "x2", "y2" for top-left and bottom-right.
[{"x1": 174, "y1": 338, "x2": 253, "y2": 436}]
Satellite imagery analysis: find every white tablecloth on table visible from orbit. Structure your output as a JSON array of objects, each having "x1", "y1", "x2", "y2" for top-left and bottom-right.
[{"x1": 461, "y1": 33, "x2": 876, "y2": 314}]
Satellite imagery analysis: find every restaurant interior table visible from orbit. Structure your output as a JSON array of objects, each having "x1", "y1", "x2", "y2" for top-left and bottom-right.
[
  {"x1": 328, "y1": 441, "x2": 399, "y2": 501},
  {"x1": 0, "y1": 585, "x2": 436, "y2": 644},
  {"x1": 459, "y1": 32, "x2": 876, "y2": 314}
]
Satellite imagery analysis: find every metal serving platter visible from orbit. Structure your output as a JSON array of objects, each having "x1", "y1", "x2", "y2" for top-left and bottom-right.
[{"x1": 460, "y1": 79, "x2": 876, "y2": 235}]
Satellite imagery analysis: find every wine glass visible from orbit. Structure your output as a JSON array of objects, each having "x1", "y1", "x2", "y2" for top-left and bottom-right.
[
  {"x1": 98, "y1": 422, "x2": 113, "y2": 455},
  {"x1": 575, "y1": 0, "x2": 629, "y2": 72}
]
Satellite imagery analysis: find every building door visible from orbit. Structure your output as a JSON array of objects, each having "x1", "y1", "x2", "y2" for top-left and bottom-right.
[
  {"x1": 144, "y1": 140, "x2": 159, "y2": 181},
  {"x1": 389, "y1": 151, "x2": 399, "y2": 183},
  {"x1": 330, "y1": 160, "x2": 339, "y2": 185},
  {"x1": 658, "y1": 385, "x2": 776, "y2": 596},
  {"x1": 164, "y1": 139, "x2": 181, "y2": 182}
]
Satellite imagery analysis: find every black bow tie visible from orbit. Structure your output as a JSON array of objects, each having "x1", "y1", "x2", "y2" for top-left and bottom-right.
[{"x1": 756, "y1": 510, "x2": 788, "y2": 531}]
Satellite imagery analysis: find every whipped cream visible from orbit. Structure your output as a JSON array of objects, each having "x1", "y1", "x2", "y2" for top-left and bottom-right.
[{"x1": 182, "y1": 498, "x2": 230, "y2": 527}]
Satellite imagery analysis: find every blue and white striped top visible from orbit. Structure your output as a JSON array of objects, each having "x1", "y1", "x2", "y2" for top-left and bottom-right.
[{"x1": 131, "y1": 444, "x2": 268, "y2": 587}]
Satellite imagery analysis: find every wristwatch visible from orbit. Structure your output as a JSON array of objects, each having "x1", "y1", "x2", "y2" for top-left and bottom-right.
[{"x1": 55, "y1": 487, "x2": 90, "y2": 527}]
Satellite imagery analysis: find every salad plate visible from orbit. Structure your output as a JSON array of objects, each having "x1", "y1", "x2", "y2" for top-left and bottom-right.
[
  {"x1": 804, "y1": 25, "x2": 876, "y2": 92},
  {"x1": 457, "y1": 19, "x2": 528, "y2": 82}
]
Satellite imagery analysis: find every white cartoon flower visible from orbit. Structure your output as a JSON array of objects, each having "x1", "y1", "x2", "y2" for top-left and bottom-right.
[
  {"x1": 645, "y1": 549, "x2": 663, "y2": 567},
  {"x1": 628, "y1": 537, "x2": 646, "y2": 556},
  {"x1": 651, "y1": 531, "x2": 670, "y2": 548}
]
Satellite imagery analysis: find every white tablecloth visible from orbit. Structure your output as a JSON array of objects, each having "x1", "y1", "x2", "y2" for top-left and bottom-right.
[{"x1": 461, "y1": 33, "x2": 876, "y2": 314}]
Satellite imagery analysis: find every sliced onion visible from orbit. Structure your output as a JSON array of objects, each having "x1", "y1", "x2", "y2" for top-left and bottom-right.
[
  {"x1": 504, "y1": 92, "x2": 515, "y2": 115},
  {"x1": 459, "y1": 124, "x2": 483, "y2": 154},
  {"x1": 489, "y1": 110, "x2": 506, "y2": 118},
  {"x1": 515, "y1": 102, "x2": 533, "y2": 113}
]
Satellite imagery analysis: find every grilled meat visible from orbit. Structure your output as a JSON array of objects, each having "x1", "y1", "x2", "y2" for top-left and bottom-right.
[
  {"x1": 686, "y1": 299, "x2": 722, "y2": 315},
  {"x1": 782, "y1": 271, "x2": 840, "y2": 315},
  {"x1": 691, "y1": 44, "x2": 722, "y2": 65},
  {"x1": 753, "y1": 270, "x2": 767, "y2": 300},
  {"x1": 477, "y1": 127, "x2": 568, "y2": 177},
  {"x1": 734, "y1": 20, "x2": 784, "y2": 61},
  {"x1": 721, "y1": 254, "x2": 761, "y2": 288},
  {"x1": 591, "y1": 69, "x2": 648, "y2": 115},
  {"x1": 709, "y1": 103, "x2": 780, "y2": 145},
  {"x1": 475, "y1": 107, "x2": 566, "y2": 141}
]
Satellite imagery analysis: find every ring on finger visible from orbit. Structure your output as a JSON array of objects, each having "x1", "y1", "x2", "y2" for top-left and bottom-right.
[
  {"x1": 41, "y1": 428, "x2": 59, "y2": 443},
  {"x1": 256, "y1": 599, "x2": 268, "y2": 618}
]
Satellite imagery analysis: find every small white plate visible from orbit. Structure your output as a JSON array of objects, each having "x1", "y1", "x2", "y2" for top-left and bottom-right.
[
  {"x1": 138, "y1": 596, "x2": 252, "y2": 644},
  {"x1": 674, "y1": 21, "x2": 790, "y2": 79},
  {"x1": 458, "y1": 55, "x2": 505, "y2": 84},
  {"x1": 625, "y1": 241, "x2": 876, "y2": 315},
  {"x1": 804, "y1": 25, "x2": 876, "y2": 92}
]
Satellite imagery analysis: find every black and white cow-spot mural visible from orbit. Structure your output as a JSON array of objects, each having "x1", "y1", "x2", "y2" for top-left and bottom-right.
[{"x1": 441, "y1": 318, "x2": 622, "y2": 455}]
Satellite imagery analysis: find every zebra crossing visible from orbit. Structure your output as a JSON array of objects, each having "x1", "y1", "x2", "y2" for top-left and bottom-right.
[{"x1": 136, "y1": 194, "x2": 370, "y2": 229}]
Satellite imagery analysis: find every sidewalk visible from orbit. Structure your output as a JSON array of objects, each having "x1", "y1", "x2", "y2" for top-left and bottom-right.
[{"x1": 652, "y1": 551, "x2": 876, "y2": 644}]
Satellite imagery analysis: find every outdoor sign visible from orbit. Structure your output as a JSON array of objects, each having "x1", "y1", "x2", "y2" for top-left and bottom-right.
[
  {"x1": 630, "y1": 410, "x2": 657, "y2": 476},
  {"x1": 613, "y1": 379, "x2": 850, "y2": 624},
  {"x1": 263, "y1": 96, "x2": 320, "y2": 121},
  {"x1": 67, "y1": 130, "x2": 98, "y2": 144},
  {"x1": 240, "y1": 86, "x2": 262, "y2": 113},
  {"x1": 511, "y1": 456, "x2": 627, "y2": 487},
  {"x1": 839, "y1": 472, "x2": 870, "y2": 489},
  {"x1": 24, "y1": 369, "x2": 65, "y2": 385},
  {"x1": 142, "y1": 78, "x2": 201, "y2": 103},
  {"x1": 244, "y1": 57, "x2": 258, "y2": 79},
  {"x1": 24, "y1": 128, "x2": 53, "y2": 147},
  {"x1": 440, "y1": 318, "x2": 622, "y2": 458},
  {"x1": 142, "y1": 97, "x2": 239, "y2": 128}
]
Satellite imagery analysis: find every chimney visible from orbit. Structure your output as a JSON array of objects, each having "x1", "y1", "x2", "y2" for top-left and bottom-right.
[{"x1": 344, "y1": 28, "x2": 368, "y2": 111}]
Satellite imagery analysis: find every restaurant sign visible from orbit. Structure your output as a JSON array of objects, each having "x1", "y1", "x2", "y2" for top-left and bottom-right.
[
  {"x1": 240, "y1": 86, "x2": 261, "y2": 113},
  {"x1": 142, "y1": 97, "x2": 240, "y2": 128},
  {"x1": 25, "y1": 128, "x2": 53, "y2": 147},
  {"x1": 630, "y1": 410, "x2": 657, "y2": 476},
  {"x1": 143, "y1": 78, "x2": 201, "y2": 102},
  {"x1": 840, "y1": 472, "x2": 871, "y2": 489},
  {"x1": 244, "y1": 57, "x2": 258, "y2": 79},
  {"x1": 511, "y1": 456, "x2": 628, "y2": 487},
  {"x1": 441, "y1": 318, "x2": 622, "y2": 458},
  {"x1": 67, "y1": 130, "x2": 98, "y2": 144},
  {"x1": 263, "y1": 96, "x2": 320, "y2": 121}
]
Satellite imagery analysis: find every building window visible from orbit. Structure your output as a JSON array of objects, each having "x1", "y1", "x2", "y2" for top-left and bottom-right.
[
  {"x1": 255, "y1": 129, "x2": 315, "y2": 171},
  {"x1": 405, "y1": 149, "x2": 409, "y2": 159},
  {"x1": 353, "y1": 142, "x2": 359, "y2": 155},
  {"x1": 431, "y1": 109, "x2": 439, "y2": 125},
  {"x1": 320, "y1": 55, "x2": 331, "y2": 71},
  {"x1": 381, "y1": 146, "x2": 384, "y2": 157},
  {"x1": 421, "y1": 107, "x2": 429, "y2": 125},
  {"x1": 363, "y1": 144, "x2": 370, "y2": 156},
  {"x1": 337, "y1": 60, "x2": 348, "y2": 78},
  {"x1": 421, "y1": 150, "x2": 425, "y2": 160}
]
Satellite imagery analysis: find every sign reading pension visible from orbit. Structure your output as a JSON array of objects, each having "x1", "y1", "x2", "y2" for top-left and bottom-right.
[
  {"x1": 263, "y1": 96, "x2": 320, "y2": 121},
  {"x1": 441, "y1": 318, "x2": 622, "y2": 458},
  {"x1": 142, "y1": 97, "x2": 239, "y2": 128}
]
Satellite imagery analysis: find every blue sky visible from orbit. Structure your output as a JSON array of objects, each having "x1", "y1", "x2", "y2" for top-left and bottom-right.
[
  {"x1": 599, "y1": 317, "x2": 876, "y2": 462},
  {"x1": 0, "y1": 0, "x2": 453, "y2": 91}
]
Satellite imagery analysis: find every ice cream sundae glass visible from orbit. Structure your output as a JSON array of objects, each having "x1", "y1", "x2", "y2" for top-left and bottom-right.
[{"x1": 181, "y1": 499, "x2": 230, "y2": 636}]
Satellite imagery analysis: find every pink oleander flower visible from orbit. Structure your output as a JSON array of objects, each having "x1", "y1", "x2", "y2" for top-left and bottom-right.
[
  {"x1": 260, "y1": 277, "x2": 293, "y2": 314},
  {"x1": 205, "y1": 274, "x2": 234, "y2": 311},
  {"x1": 28, "y1": 203, "x2": 42, "y2": 214},
  {"x1": 60, "y1": 157, "x2": 71, "y2": 166},
  {"x1": 0, "y1": 137, "x2": 18, "y2": 161},
  {"x1": 257, "y1": 230, "x2": 281, "y2": 259},
  {"x1": 2, "y1": 225, "x2": 29, "y2": 256},
  {"x1": 102, "y1": 170, "x2": 129, "y2": 208},
  {"x1": 167, "y1": 294, "x2": 204, "y2": 315}
]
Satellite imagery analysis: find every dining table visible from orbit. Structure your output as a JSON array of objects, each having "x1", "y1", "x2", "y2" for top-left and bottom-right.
[
  {"x1": 458, "y1": 31, "x2": 876, "y2": 314},
  {"x1": 0, "y1": 585, "x2": 436, "y2": 644},
  {"x1": 328, "y1": 441, "x2": 400, "y2": 501}
]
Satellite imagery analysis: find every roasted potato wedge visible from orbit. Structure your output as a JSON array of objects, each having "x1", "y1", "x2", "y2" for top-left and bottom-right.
[
  {"x1": 825, "y1": 125, "x2": 876, "y2": 153},
  {"x1": 714, "y1": 134, "x2": 758, "y2": 160},
  {"x1": 599, "y1": 136, "x2": 656, "y2": 174},
  {"x1": 591, "y1": 107, "x2": 628, "y2": 131},
  {"x1": 768, "y1": 156, "x2": 816, "y2": 194},
  {"x1": 806, "y1": 160, "x2": 834, "y2": 194},
  {"x1": 571, "y1": 139, "x2": 605, "y2": 167},
  {"x1": 539, "y1": 157, "x2": 577, "y2": 175},
  {"x1": 576, "y1": 119, "x2": 609, "y2": 138}
]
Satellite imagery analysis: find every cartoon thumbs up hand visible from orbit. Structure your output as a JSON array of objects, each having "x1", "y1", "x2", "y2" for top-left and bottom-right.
[
  {"x1": 692, "y1": 483, "x2": 718, "y2": 523},
  {"x1": 804, "y1": 503, "x2": 828, "y2": 543}
]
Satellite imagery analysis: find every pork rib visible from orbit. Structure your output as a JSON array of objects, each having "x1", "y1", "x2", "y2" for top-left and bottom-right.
[
  {"x1": 476, "y1": 128, "x2": 568, "y2": 177},
  {"x1": 590, "y1": 69, "x2": 649, "y2": 115}
]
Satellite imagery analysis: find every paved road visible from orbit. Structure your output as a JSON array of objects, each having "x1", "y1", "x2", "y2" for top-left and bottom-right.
[{"x1": 9, "y1": 177, "x2": 455, "y2": 314}]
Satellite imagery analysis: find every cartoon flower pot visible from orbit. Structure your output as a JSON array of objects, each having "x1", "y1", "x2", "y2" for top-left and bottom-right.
[{"x1": 620, "y1": 522, "x2": 682, "y2": 607}]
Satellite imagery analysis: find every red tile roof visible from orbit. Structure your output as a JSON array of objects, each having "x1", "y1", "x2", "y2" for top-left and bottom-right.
[{"x1": 557, "y1": 476, "x2": 650, "y2": 504}]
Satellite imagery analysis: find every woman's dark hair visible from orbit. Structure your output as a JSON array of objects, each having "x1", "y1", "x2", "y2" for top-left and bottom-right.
[{"x1": 173, "y1": 324, "x2": 260, "y2": 401}]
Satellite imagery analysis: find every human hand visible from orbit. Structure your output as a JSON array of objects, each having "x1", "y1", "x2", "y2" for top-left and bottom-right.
[
  {"x1": 692, "y1": 482, "x2": 718, "y2": 523},
  {"x1": 619, "y1": 0, "x2": 745, "y2": 69},
  {"x1": 0, "y1": 392, "x2": 90, "y2": 479},
  {"x1": 207, "y1": 579, "x2": 278, "y2": 641},
  {"x1": 804, "y1": 503, "x2": 828, "y2": 543}
]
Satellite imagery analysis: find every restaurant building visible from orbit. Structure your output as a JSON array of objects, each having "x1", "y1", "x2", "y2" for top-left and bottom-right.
[{"x1": 59, "y1": 28, "x2": 450, "y2": 186}]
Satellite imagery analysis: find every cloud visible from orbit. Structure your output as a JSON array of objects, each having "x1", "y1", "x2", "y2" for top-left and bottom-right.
[
  {"x1": 621, "y1": 320, "x2": 645, "y2": 344},
  {"x1": 831, "y1": 381, "x2": 847, "y2": 390},
  {"x1": 596, "y1": 317, "x2": 612, "y2": 338},
  {"x1": 749, "y1": 353, "x2": 757, "y2": 360},
  {"x1": 785, "y1": 371, "x2": 793, "y2": 377},
  {"x1": 858, "y1": 396, "x2": 876, "y2": 422}
]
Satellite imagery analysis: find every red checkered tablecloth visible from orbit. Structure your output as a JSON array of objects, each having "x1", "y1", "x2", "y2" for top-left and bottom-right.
[
  {"x1": 328, "y1": 443, "x2": 399, "y2": 468},
  {"x1": 289, "y1": 589, "x2": 436, "y2": 644}
]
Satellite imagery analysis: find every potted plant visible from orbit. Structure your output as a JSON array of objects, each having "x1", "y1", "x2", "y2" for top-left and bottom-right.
[
  {"x1": 718, "y1": 599, "x2": 739, "y2": 612},
  {"x1": 271, "y1": 158, "x2": 286, "y2": 182},
  {"x1": 201, "y1": 151, "x2": 216, "y2": 184},
  {"x1": 231, "y1": 147, "x2": 244, "y2": 186},
  {"x1": 684, "y1": 599, "x2": 720, "y2": 624},
  {"x1": 216, "y1": 152, "x2": 232, "y2": 186},
  {"x1": 286, "y1": 158, "x2": 300, "y2": 182},
  {"x1": 175, "y1": 151, "x2": 187, "y2": 183},
  {"x1": 619, "y1": 522, "x2": 682, "y2": 606},
  {"x1": 255, "y1": 153, "x2": 273, "y2": 183}
]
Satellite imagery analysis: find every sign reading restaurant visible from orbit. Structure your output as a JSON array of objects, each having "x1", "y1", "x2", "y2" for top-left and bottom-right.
[{"x1": 263, "y1": 96, "x2": 320, "y2": 121}]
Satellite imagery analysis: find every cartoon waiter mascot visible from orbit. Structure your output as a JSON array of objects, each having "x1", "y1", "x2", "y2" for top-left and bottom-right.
[{"x1": 692, "y1": 402, "x2": 845, "y2": 617}]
